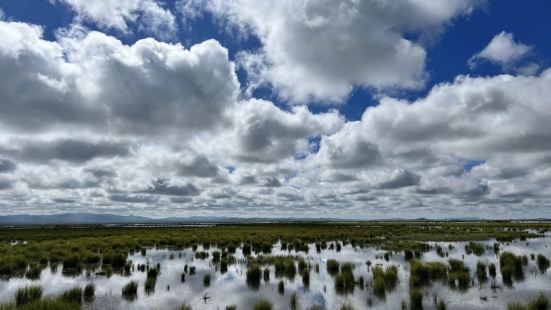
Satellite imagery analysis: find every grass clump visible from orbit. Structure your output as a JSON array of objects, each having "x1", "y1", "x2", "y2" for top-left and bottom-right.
[
  {"x1": 246, "y1": 265, "x2": 262, "y2": 290},
  {"x1": 410, "y1": 261, "x2": 447, "y2": 287},
  {"x1": 203, "y1": 274, "x2": 211, "y2": 287},
  {"x1": 339, "y1": 302, "x2": 354, "y2": 310},
  {"x1": 326, "y1": 259, "x2": 340, "y2": 276},
  {"x1": 500, "y1": 251, "x2": 525, "y2": 286},
  {"x1": 59, "y1": 287, "x2": 82, "y2": 304},
  {"x1": 335, "y1": 263, "x2": 355, "y2": 295},
  {"x1": 302, "y1": 269, "x2": 310, "y2": 287},
  {"x1": 83, "y1": 283, "x2": 95, "y2": 300},
  {"x1": 373, "y1": 265, "x2": 399, "y2": 297},
  {"x1": 536, "y1": 254, "x2": 550, "y2": 274},
  {"x1": 121, "y1": 281, "x2": 138, "y2": 300},
  {"x1": 410, "y1": 289, "x2": 423, "y2": 310},
  {"x1": 507, "y1": 293, "x2": 549, "y2": 310},
  {"x1": 253, "y1": 299, "x2": 272, "y2": 310},
  {"x1": 476, "y1": 261, "x2": 487, "y2": 283},
  {"x1": 447, "y1": 259, "x2": 470, "y2": 290},
  {"x1": 175, "y1": 304, "x2": 193, "y2": 310},
  {"x1": 277, "y1": 280, "x2": 284, "y2": 295},
  {"x1": 15, "y1": 286, "x2": 43, "y2": 306},
  {"x1": 465, "y1": 241, "x2": 485, "y2": 256}
]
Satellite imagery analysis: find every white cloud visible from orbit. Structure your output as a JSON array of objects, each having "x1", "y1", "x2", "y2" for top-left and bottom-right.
[
  {"x1": 51, "y1": 0, "x2": 177, "y2": 40},
  {"x1": 180, "y1": 0, "x2": 482, "y2": 103},
  {"x1": 469, "y1": 31, "x2": 536, "y2": 72},
  {"x1": 1, "y1": 15, "x2": 551, "y2": 219},
  {"x1": 0, "y1": 20, "x2": 239, "y2": 135}
]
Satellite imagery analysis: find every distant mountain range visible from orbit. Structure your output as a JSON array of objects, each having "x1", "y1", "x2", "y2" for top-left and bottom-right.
[{"x1": 0, "y1": 213, "x2": 548, "y2": 225}]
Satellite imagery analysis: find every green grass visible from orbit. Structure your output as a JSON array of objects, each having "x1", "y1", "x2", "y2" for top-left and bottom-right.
[
  {"x1": 15, "y1": 286, "x2": 42, "y2": 306},
  {"x1": 465, "y1": 241, "x2": 485, "y2": 256},
  {"x1": 373, "y1": 265, "x2": 399, "y2": 297},
  {"x1": 500, "y1": 252, "x2": 525, "y2": 286},
  {"x1": 476, "y1": 261, "x2": 487, "y2": 283},
  {"x1": 507, "y1": 293, "x2": 549, "y2": 310},
  {"x1": 327, "y1": 259, "x2": 340, "y2": 276},
  {"x1": 253, "y1": 299, "x2": 272, "y2": 310},
  {"x1": 174, "y1": 304, "x2": 193, "y2": 310},
  {"x1": 59, "y1": 287, "x2": 82, "y2": 305}
]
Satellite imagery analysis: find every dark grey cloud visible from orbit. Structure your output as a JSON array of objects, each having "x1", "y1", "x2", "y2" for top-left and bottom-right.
[
  {"x1": 110, "y1": 194, "x2": 159, "y2": 203},
  {"x1": 0, "y1": 178, "x2": 12, "y2": 190},
  {"x1": 52, "y1": 198, "x2": 76, "y2": 204},
  {"x1": 0, "y1": 158, "x2": 16, "y2": 173},
  {"x1": 85, "y1": 169, "x2": 117, "y2": 179},
  {"x1": 143, "y1": 178, "x2": 200, "y2": 196},
  {"x1": 179, "y1": 156, "x2": 219, "y2": 178},
  {"x1": 261, "y1": 177, "x2": 282, "y2": 187},
  {"x1": 9, "y1": 139, "x2": 130, "y2": 163},
  {"x1": 238, "y1": 175, "x2": 257, "y2": 185},
  {"x1": 377, "y1": 169, "x2": 421, "y2": 189}
]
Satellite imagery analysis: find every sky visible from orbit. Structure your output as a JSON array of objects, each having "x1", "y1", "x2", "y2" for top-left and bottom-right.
[{"x1": 0, "y1": 0, "x2": 550, "y2": 219}]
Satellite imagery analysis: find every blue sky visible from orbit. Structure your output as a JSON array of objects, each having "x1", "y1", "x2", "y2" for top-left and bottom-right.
[{"x1": 0, "y1": 0, "x2": 550, "y2": 218}]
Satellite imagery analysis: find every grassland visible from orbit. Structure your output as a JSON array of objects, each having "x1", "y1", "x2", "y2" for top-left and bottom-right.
[{"x1": 0, "y1": 221, "x2": 549, "y2": 309}]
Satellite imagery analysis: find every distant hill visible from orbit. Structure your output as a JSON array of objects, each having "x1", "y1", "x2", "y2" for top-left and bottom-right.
[
  {"x1": 0, "y1": 213, "x2": 547, "y2": 225},
  {"x1": 0, "y1": 213, "x2": 347, "y2": 225}
]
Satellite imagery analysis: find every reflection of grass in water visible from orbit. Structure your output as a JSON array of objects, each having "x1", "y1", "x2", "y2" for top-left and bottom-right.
[
  {"x1": 410, "y1": 289, "x2": 423, "y2": 310},
  {"x1": 277, "y1": 280, "x2": 284, "y2": 295},
  {"x1": 476, "y1": 261, "x2": 487, "y2": 283},
  {"x1": 121, "y1": 281, "x2": 138, "y2": 300},
  {"x1": 536, "y1": 254, "x2": 550, "y2": 274},
  {"x1": 144, "y1": 277, "x2": 156, "y2": 294},
  {"x1": 290, "y1": 292, "x2": 297, "y2": 310},
  {"x1": 203, "y1": 274, "x2": 211, "y2": 287},
  {"x1": 246, "y1": 265, "x2": 261, "y2": 290},
  {"x1": 83, "y1": 283, "x2": 95, "y2": 301}
]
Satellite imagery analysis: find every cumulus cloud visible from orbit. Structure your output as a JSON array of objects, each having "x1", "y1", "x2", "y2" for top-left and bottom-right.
[
  {"x1": 51, "y1": 0, "x2": 177, "y2": 40},
  {"x1": 180, "y1": 0, "x2": 482, "y2": 103},
  {"x1": 0, "y1": 20, "x2": 239, "y2": 135},
  {"x1": 469, "y1": 31, "x2": 538, "y2": 73}
]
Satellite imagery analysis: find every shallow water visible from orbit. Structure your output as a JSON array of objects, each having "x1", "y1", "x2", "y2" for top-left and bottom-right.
[{"x1": 1, "y1": 237, "x2": 550, "y2": 310}]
